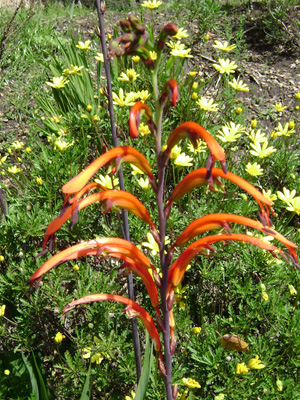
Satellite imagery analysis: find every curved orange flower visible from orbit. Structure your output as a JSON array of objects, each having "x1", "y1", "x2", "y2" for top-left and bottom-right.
[
  {"x1": 43, "y1": 190, "x2": 155, "y2": 248},
  {"x1": 160, "y1": 78, "x2": 179, "y2": 107},
  {"x1": 30, "y1": 238, "x2": 154, "y2": 285},
  {"x1": 63, "y1": 293, "x2": 162, "y2": 352},
  {"x1": 129, "y1": 101, "x2": 153, "y2": 139},
  {"x1": 120, "y1": 261, "x2": 160, "y2": 312},
  {"x1": 174, "y1": 213, "x2": 297, "y2": 263},
  {"x1": 168, "y1": 233, "x2": 288, "y2": 291},
  {"x1": 62, "y1": 146, "x2": 153, "y2": 194},
  {"x1": 165, "y1": 122, "x2": 226, "y2": 172},
  {"x1": 168, "y1": 168, "x2": 273, "y2": 223}
]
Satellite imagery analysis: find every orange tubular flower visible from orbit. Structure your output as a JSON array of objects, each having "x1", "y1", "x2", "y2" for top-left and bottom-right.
[
  {"x1": 63, "y1": 293, "x2": 162, "y2": 352},
  {"x1": 120, "y1": 261, "x2": 160, "y2": 312},
  {"x1": 62, "y1": 146, "x2": 154, "y2": 194},
  {"x1": 168, "y1": 233, "x2": 289, "y2": 292},
  {"x1": 30, "y1": 238, "x2": 154, "y2": 285},
  {"x1": 160, "y1": 78, "x2": 179, "y2": 107},
  {"x1": 174, "y1": 213, "x2": 298, "y2": 263},
  {"x1": 43, "y1": 190, "x2": 155, "y2": 248},
  {"x1": 168, "y1": 168, "x2": 273, "y2": 223},
  {"x1": 164, "y1": 122, "x2": 227, "y2": 172},
  {"x1": 129, "y1": 101, "x2": 154, "y2": 139}
]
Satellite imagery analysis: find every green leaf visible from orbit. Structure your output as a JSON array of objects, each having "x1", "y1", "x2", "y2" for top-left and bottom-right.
[
  {"x1": 135, "y1": 331, "x2": 153, "y2": 400},
  {"x1": 80, "y1": 362, "x2": 92, "y2": 400},
  {"x1": 21, "y1": 353, "x2": 40, "y2": 400},
  {"x1": 31, "y1": 352, "x2": 53, "y2": 400}
]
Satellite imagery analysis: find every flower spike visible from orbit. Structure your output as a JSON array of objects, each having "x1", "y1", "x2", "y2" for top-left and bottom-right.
[
  {"x1": 160, "y1": 78, "x2": 179, "y2": 107},
  {"x1": 164, "y1": 122, "x2": 226, "y2": 173},
  {"x1": 63, "y1": 293, "x2": 162, "y2": 352},
  {"x1": 30, "y1": 238, "x2": 155, "y2": 286},
  {"x1": 43, "y1": 190, "x2": 156, "y2": 249},
  {"x1": 129, "y1": 101, "x2": 154, "y2": 139},
  {"x1": 168, "y1": 233, "x2": 290, "y2": 292},
  {"x1": 174, "y1": 213, "x2": 297, "y2": 263},
  {"x1": 168, "y1": 168, "x2": 273, "y2": 224},
  {"x1": 62, "y1": 146, "x2": 153, "y2": 194}
]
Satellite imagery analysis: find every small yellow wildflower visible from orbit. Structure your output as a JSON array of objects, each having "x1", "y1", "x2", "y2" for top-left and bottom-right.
[
  {"x1": 170, "y1": 43, "x2": 193, "y2": 58},
  {"x1": 125, "y1": 390, "x2": 136, "y2": 400},
  {"x1": 215, "y1": 394, "x2": 225, "y2": 400},
  {"x1": 76, "y1": 40, "x2": 92, "y2": 50},
  {"x1": 286, "y1": 197, "x2": 300, "y2": 214},
  {"x1": 54, "y1": 332, "x2": 65, "y2": 343},
  {"x1": 191, "y1": 92, "x2": 198, "y2": 100},
  {"x1": 91, "y1": 352, "x2": 104, "y2": 364},
  {"x1": 137, "y1": 90, "x2": 151, "y2": 102},
  {"x1": 107, "y1": 33, "x2": 112, "y2": 40},
  {"x1": 196, "y1": 96, "x2": 219, "y2": 112},
  {"x1": 174, "y1": 153, "x2": 193, "y2": 167},
  {"x1": 192, "y1": 327, "x2": 202, "y2": 334},
  {"x1": 248, "y1": 355, "x2": 265, "y2": 370},
  {"x1": 276, "y1": 379, "x2": 283, "y2": 392},
  {"x1": 261, "y1": 291, "x2": 269, "y2": 301},
  {"x1": 189, "y1": 71, "x2": 197, "y2": 77},
  {"x1": 86, "y1": 104, "x2": 92, "y2": 112},
  {"x1": 204, "y1": 33, "x2": 210, "y2": 40},
  {"x1": 251, "y1": 119, "x2": 257, "y2": 128},
  {"x1": 64, "y1": 64, "x2": 84, "y2": 76},
  {"x1": 217, "y1": 122, "x2": 245, "y2": 143},
  {"x1": 95, "y1": 52, "x2": 104, "y2": 62},
  {"x1": 8, "y1": 166, "x2": 22, "y2": 174},
  {"x1": 212, "y1": 58, "x2": 237, "y2": 75},
  {"x1": 174, "y1": 283, "x2": 187, "y2": 310},
  {"x1": 142, "y1": 232, "x2": 170, "y2": 256},
  {"x1": 112, "y1": 88, "x2": 137, "y2": 107},
  {"x1": 137, "y1": 176, "x2": 151, "y2": 190},
  {"x1": 149, "y1": 51, "x2": 157, "y2": 60},
  {"x1": 0, "y1": 155, "x2": 7, "y2": 165},
  {"x1": 213, "y1": 40, "x2": 236, "y2": 52},
  {"x1": 249, "y1": 140, "x2": 276, "y2": 158},
  {"x1": 247, "y1": 129, "x2": 266, "y2": 143},
  {"x1": 192, "y1": 81, "x2": 198, "y2": 89},
  {"x1": 288, "y1": 120, "x2": 295, "y2": 130},
  {"x1": 141, "y1": 0, "x2": 162, "y2": 9},
  {"x1": 4, "y1": 370, "x2": 10, "y2": 376},
  {"x1": 274, "y1": 122, "x2": 295, "y2": 137},
  {"x1": 236, "y1": 362, "x2": 249, "y2": 374},
  {"x1": 245, "y1": 162, "x2": 263, "y2": 176},
  {"x1": 54, "y1": 138, "x2": 74, "y2": 152},
  {"x1": 95, "y1": 174, "x2": 119, "y2": 189},
  {"x1": 12, "y1": 140, "x2": 24, "y2": 150},
  {"x1": 187, "y1": 139, "x2": 207, "y2": 154},
  {"x1": 235, "y1": 107, "x2": 243, "y2": 114},
  {"x1": 295, "y1": 105, "x2": 299, "y2": 111},
  {"x1": 295, "y1": 92, "x2": 300, "y2": 100},
  {"x1": 0, "y1": 304, "x2": 6, "y2": 317},
  {"x1": 36, "y1": 177, "x2": 43, "y2": 185},
  {"x1": 0, "y1": 255, "x2": 4, "y2": 262},
  {"x1": 73, "y1": 264, "x2": 80, "y2": 272},
  {"x1": 138, "y1": 122, "x2": 151, "y2": 136},
  {"x1": 132, "y1": 55, "x2": 140, "y2": 63},
  {"x1": 173, "y1": 27, "x2": 189, "y2": 39},
  {"x1": 277, "y1": 187, "x2": 297, "y2": 204},
  {"x1": 272, "y1": 102, "x2": 286, "y2": 112},
  {"x1": 288, "y1": 284, "x2": 297, "y2": 295},
  {"x1": 131, "y1": 164, "x2": 145, "y2": 175},
  {"x1": 262, "y1": 189, "x2": 277, "y2": 202},
  {"x1": 182, "y1": 378, "x2": 201, "y2": 389},
  {"x1": 24, "y1": 147, "x2": 31, "y2": 153},
  {"x1": 46, "y1": 76, "x2": 69, "y2": 89},
  {"x1": 169, "y1": 144, "x2": 181, "y2": 160},
  {"x1": 229, "y1": 78, "x2": 249, "y2": 92},
  {"x1": 118, "y1": 69, "x2": 140, "y2": 82}
]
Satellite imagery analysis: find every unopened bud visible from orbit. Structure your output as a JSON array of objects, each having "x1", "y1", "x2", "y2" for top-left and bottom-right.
[
  {"x1": 172, "y1": 384, "x2": 178, "y2": 399},
  {"x1": 158, "y1": 358, "x2": 167, "y2": 377}
]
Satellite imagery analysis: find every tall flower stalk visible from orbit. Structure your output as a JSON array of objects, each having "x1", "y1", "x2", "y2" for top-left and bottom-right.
[{"x1": 30, "y1": 16, "x2": 298, "y2": 400}]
